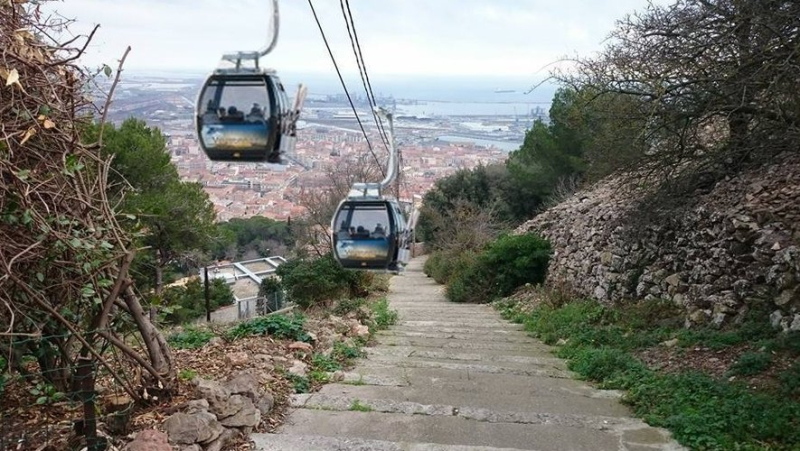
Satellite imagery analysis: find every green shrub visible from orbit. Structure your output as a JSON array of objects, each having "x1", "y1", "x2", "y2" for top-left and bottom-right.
[
  {"x1": 286, "y1": 373, "x2": 310, "y2": 393},
  {"x1": 311, "y1": 353, "x2": 342, "y2": 372},
  {"x1": 568, "y1": 347, "x2": 652, "y2": 389},
  {"x1": 277, "y1": 254, "x2": 370, "y2": 308},
  {"x1": 162, "y1": 278, "x2": 234, "y2": 325},
  {"x1": 334, "y1": 298, "x2": 367, "y2": 316},
  {"x1": 424, "y1": 250, "x2": 476, "y2": 285},
  {"x1": 371, "y1": 298, "x2": 398, "y2": 329},
  {"x1": 446, "y1": 233, "x2": 551, "y2": 303},
  {"x1": 505, "y1": 296, "x2": 800, "y2": 449},
  {"x1": 626, "y1": 372, "x2": 800, "y2": 449},
  {"x1": 226, "y1": 314, "x2": 310, "y2": 342},
  {"x1": 778, "y1": 361, "x2": 800, "y2": 398},
  {"x1": 726, "y1": 352, "x2": 772, "y2": 377},
  {"x1": 167, "y1": 327, "x2": 215, "y2": 349},
  {"x1": 332, "y1": 341, "x2": 363, "y2": 362}
]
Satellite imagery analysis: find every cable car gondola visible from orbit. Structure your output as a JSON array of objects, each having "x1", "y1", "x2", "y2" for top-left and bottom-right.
[
  {"x1": 332, "y1": 184, "x2": 410, "y2": 271},
  {"x1": 331, "y1": 110, "x2": 411, "y2": 271},
  {"x1": 195, "y1": 0, "x2": 306, "y2": 163}
]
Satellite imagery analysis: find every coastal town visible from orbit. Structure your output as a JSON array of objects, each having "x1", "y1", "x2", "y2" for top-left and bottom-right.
[{"x1": 106, "y1": 74, "x2": 545, "y2": 221}]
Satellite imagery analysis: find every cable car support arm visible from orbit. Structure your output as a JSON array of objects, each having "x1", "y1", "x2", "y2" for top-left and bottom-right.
[{"x1": 222, "y1": 0, "x2": 280, "y2": 69}]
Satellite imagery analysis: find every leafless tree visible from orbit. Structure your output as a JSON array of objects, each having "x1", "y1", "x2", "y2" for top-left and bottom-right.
[
  {"x1": 293, "y1": 153, "x2": 384, "y2": 256},
  {"x1": 557, "y1": 0, "x2": 800, "y2": 184},
  {"x1": 0, "y1": 2, "x2": 175, "y2": 402}
]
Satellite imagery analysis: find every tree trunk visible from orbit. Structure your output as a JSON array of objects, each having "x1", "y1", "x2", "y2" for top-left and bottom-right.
[
  {"x1": 151, "y1": 264, "x2": 163, "y2": 322},
  {"x1": 122, "y1": 286, "x2": 176, "y2": 397}
]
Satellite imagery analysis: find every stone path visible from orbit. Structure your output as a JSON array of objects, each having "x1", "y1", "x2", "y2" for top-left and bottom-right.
[{"x1": 252, "y1": 258, "x2": 684, "y2": 451}]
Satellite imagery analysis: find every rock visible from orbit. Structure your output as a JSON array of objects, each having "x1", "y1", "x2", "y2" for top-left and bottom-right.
[
  {"x1": 661, "y1": 338, "x2": 679, "y2": 348},
  {"x1": 178, "y1": 445, "x2": 202, "y2": 451},
  {"x1": 224, "y1": 351, "x2": 249, "y2": 366},
  {"x1": 791, "y1": 314, "x2": 800, "y2": 332},
  {"x1": 204, "y1": 427, "x2": 240, "y2": 451},
  {"x1": 688, "y1": 309, "x2": 707, "y2": 325},
  {"x1": 288, "y1": 360, "x2": 308, "y2": 377},
  {"x1": 219, "y1": 397, "x2": 261, "y2": 427},
  {"x1": 185, "y1": 399, "x2": 209, "y2": 414},
  {"x1": 288, "y1": 341, "x2": 313, "y2": 352},
  {"x1": 124, "y1": 429, "x2": 170, "y2": 451},
  {"x1": 331, "y1": 370, "x2": 345, "y2": 382},
  {"x1": 164, "y1": 411, "x2": 223, "y2": 445},
  {"x1": 556, "y1": 338, "x2": 568, "y2": 346},
  {"x1": 223, "y1": 370, "x2": 274, "y2": 415},
  {"x1": 664, "y1": 273, "x2": 681, "y2": 287},
  {"x1": 256, "y1": 393, "x2": 275, "y2": 415},
  {"x1": 224, "y1": 371, "x2": 261, "y2": 402},
  {"x1": 711, "y1": 312, "x2": 726, "y2": 328},
  {"x1": 350, "y1": 324, "x2": 370, "y2": 338},
  {"x1": 776, "y1": 287, "x2": 799, "y2": 306},
  {"x1": 593, "y1": 285, "x2": 607, "y2": 300},
  {"x1": 770, "y1": 310, "x2": 784, "y2": 329},
  {"x1": 194, "y1": 379, "x2": 244, "y2": 419},
  {"x1": 307, "y1": 331, "x2": 318, "y2": 342}
]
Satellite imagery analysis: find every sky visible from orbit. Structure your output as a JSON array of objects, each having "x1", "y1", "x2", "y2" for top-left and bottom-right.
[{"x1": 44, "y1": 0, "x2": 658, "y2": 78}]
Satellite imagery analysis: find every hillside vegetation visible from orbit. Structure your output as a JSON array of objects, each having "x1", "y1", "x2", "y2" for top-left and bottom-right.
[{"x1": 420, "y1": 1, "x2": 800, "y2": 449}]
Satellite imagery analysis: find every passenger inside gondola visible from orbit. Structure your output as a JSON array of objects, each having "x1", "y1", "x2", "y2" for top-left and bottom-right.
[{"x1": 247, "y1": 103, "x2": 264, "y2": 121}]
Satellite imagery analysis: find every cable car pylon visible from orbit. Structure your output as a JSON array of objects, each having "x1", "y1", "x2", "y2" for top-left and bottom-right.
[{"x1": 331, "y1": 109, "x2": 412, "y2": 272}]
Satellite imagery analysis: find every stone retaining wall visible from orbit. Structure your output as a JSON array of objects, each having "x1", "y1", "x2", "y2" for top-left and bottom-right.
[{"x1": 518, "y1": 153, "x2": 800, "y2": 330}]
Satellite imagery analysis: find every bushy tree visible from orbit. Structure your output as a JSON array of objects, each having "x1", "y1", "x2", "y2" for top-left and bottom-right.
[
  {"x1": 446, "y1": 233, "x2": 551, "y2": 303},
  {"x1": 212, "y1": 216, "x2": 292, "y2": 260},
  {"x1": 85, "y1": 119, "x2": 217, "y2": 298}
]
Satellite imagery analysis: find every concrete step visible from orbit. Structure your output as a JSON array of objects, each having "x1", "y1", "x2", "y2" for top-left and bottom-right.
[
  {"x1": 375, "y1": 336, "x2": 551, "y2": 353},
  {"x1": 355, "y1": 358, "x2": 572, "y2": 379},
  {"x1": 290, "y1": 393, "x2": 643, "y2": 430},
  {"x1": 398, "y1": 320, "x2": 524, "y2": 330},
  {"x1": 272, "y1": 409, "x2": 669, "y2": 451},
  {"x1": 363, "y1": 353, "x2": 567, "y2": 374},
  {"x1": 251, "y1": 433, "x2": 534, "y2": 451},
  {"x1": 376, "y1": 330, "x2": 543, "y2": 344},
  {"x1": 391, "y1": 326, "x2": 526, "y2": 336},
  {"x1": 310, "y1": 383, "x2": 631, "y2": 418},
  {"x1": 364, "y1": 346, "x2": 561, "y2": 363}
]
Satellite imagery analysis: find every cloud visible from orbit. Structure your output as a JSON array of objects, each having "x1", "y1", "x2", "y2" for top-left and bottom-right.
[{"x1": 43, "y1": 0, "x2": 657, "y2": 76}]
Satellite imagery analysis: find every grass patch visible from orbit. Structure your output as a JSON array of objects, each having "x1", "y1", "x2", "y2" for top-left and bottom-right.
[
  {"x1": 371, "y1": 298, "x2": 398, "y2": 330},
  {"x1": 225, "y1": 313, "x2": 310, "y2": 342},
  {"x1": 334, "y1": 298, "x2": 367, "y2": 316},
  {"x1": 311, "y1": 353, "x2": 342, "y2": 372},
  {"x1": 167, "y1": 327, "x2": 215, "y2": 349},
  {"x1": 332, "y1": 341, "x2": 364, "y2": 361},
  {"x1": 726, "y1": 352, "x2": 772, "y2": 377},
  {"x1": 285, "y1": 373, "x2": 310, "y2": 394},
  {"x1": 178, "y1": 369, "x2": 198, "y2": 381},
  {"x1": 349, "y1": 399, "x2": 372, "y2": 412},
  {"x1": 499, "y1": 296, "x2": 800, "y2": 450}
]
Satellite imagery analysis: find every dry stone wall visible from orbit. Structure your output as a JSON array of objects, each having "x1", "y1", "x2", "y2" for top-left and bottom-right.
[{"x1": 518, "y1": 153, "x2": 800, "y2": 330}]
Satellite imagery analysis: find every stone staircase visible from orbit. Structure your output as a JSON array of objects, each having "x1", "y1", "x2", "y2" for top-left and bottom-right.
[{"x1": 252, "y1": 258, "x2": 684, "y2": 451}]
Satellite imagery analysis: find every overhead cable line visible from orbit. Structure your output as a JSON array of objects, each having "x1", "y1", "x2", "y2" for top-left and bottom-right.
[
  {"x1": 307, "y1": 0, "x2": 384, "y2": 177},
  {"x1": 339, "y1": 0, "x2": 391, "y2": 152}
]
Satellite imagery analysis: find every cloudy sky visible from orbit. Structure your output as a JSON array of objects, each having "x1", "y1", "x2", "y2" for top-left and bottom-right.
[{"x1": 45, "y1": 0, "x2": 657, "y2": 78}]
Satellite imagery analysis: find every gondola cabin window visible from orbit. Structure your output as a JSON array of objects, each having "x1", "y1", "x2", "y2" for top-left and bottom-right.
[{"x1": 335, "y1": 203, "x2": 391, "y2": 240}]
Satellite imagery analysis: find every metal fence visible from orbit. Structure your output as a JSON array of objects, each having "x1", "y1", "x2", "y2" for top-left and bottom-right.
[{"x1": 236, "y1": 290, "x2": 290, "y2": 320}]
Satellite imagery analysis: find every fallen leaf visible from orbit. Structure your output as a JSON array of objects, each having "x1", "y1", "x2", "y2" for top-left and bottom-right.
[
  {"x1": 20, "y1": 127, "x2": 36, "y2": 145},
  {"x1": 43, "y1": 119, "x2": 55, "y2": 129},
  {"x1": 5, "y1": 68, "x2": 19, "y2": 87}
]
